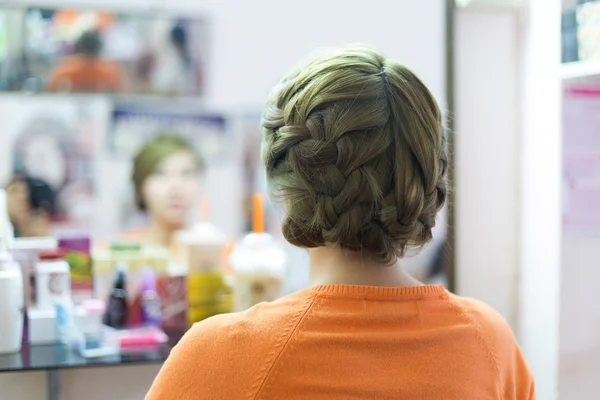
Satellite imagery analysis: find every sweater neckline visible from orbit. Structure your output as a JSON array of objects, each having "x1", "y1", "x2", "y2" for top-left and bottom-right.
[{"x1": 310, "y1": 284, "x2": 446, "y2": 297}]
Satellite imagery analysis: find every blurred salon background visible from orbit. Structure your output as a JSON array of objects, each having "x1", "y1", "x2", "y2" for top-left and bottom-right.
[{"x1": 0, "y1": 0, "x2": 595, "y2": 399}]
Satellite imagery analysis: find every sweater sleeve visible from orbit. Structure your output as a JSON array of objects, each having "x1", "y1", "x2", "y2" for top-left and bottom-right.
[
  {"x1": 145, "y1": 293, "x2": 313, "y2": 400},
  {"x1": 145, "y1": 314, "x2": 253, "y2": 400},
  {"x1": 503, "y1": 334, "x2": 535, "y2": 400},
  {"x1": 450, "y1": 295, "x2": 535, "y2": 400}
]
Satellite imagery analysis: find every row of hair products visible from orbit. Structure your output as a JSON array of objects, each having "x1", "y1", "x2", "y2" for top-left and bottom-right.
[
  {"x1": 0, "y1": 191, "x2": 287, "y2": 356},
  {"x1": 0, "y1": 190, "x2": 84, "y2": 354},
  {"x1": 93, "y1": 194, "x2": 287, "y2": 334}
]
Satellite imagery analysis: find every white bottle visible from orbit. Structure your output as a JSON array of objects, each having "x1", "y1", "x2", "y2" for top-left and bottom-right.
[
  {"x1": 176, "y1": 222, "x2": 228, "y2": 273},
  {"x1": 230, "y1": 232, "x2": 287, "y2": 312},
  {"x1": 0, "y1": 189, "x2": 24, "y2": 354},
  {"x1": 35, "y1": 249, "x2": 71, "y2": 310},
  {"x1": 230, "y1": 194, "x2": 287, "y2": 312}
]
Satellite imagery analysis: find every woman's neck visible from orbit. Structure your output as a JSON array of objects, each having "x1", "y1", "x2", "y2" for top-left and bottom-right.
[
  {"x1": 308, "y1": 246, "x2": 424, "y2": 288},
  {"x1": 145, "y1": 219, "x2": 182, "y2": 248}
]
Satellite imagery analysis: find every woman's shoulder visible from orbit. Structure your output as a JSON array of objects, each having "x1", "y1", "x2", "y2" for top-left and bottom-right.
[
  {"x1": 145, "y1": 290, "x2": 316, "y2": 399},
  {"x1": 446, "y1": 293, "x2": 516, "y2": 342},
  {"x1": 188, "y1": 289, "x2": 315, "y2": 345},
  {"x1": 446, "y1": 293, "x2": 533, "y2": 386}
]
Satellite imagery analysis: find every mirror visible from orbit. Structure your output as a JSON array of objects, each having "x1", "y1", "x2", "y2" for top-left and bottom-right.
[{"x1": 0, "y1": 7, "x2": 209, "y2": 96}]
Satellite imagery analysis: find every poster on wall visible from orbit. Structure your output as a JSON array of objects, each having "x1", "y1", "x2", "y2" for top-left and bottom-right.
[
  {"x1": 0, "y1": 95, "x2": 110, "y2": 235},
  {"x1": 562, "y1": 85, "x2": 600, "y2": 235},
  {"x1": 97, "y1": 100, "x2": 235, "y2": 239},
  {"x1": 108, "y1": 101, "x2": 229, "y2": 162}
]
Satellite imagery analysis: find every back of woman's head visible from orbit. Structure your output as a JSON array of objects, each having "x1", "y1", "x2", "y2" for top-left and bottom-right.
[
  {"x1": 262, "y1": 47, "x2": 447, "y2": 264},
  {"x1": 75, "y1": 30, "x2": 102, "y2": 57}
]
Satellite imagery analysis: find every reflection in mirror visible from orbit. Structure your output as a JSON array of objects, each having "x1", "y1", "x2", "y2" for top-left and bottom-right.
[
  {"x1": 0, "y1": 98, "x2": 232, "y2": 244},
  {"x1": 0, "y1": 7, "x2": 209, "y2": 95}
]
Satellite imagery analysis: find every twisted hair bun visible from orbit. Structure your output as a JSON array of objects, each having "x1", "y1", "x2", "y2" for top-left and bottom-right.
[{"x1": 262, "y1": 47, "x2": 447, "y2": 264}]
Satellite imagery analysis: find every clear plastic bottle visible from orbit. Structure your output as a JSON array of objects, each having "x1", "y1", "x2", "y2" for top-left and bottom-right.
[{"x1": 230, "y1": 194, "x2": 287, "y2": 312}]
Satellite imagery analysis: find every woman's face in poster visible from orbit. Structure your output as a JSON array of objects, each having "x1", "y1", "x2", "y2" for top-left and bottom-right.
[
  {"x1": 141, "y1": 151, "x2": 199, "y2": 227},
  {"x1": 20, "y1": 134, "x2": 66, "y2": 189},
  {"x1": 5, "y1": 179, "x2": 29, "y2": 223}
]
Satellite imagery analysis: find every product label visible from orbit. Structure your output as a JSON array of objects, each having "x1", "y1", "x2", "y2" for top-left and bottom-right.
[
  {"x1": 48, "y1": 273, "x2": 68, "y2": 295},
  {"x1": 63, "y1": 250, "x2": 93, "y2": 298},
  {"x1": 186, "y1": 272, "x2": 233, "y2": 325},
  {"x1": 141, "y1": 292, "x2": 162, "y2": 323},
  {"x1": 157, "y1": 276, "x2": 187, "y2": 331}
]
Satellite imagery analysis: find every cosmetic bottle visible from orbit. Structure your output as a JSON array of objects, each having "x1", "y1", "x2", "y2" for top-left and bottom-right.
[
  {"x1": 55, "y1": 296, "x2": 78, "y2": 346},
  {"x1": 0, "y1": 189, "x2": 24, "y2": 354},
  {"x1": 28, "y1": 248, "x2": 71, "y2": 345},
  {"x1": 104, "y1": 264, "x2": 128, "y2": 329},
  {"x1": 176, "y1": 197, "x2": 228, "y2": 274},
  {"x1": 230, "y1": 194, "x2": 287, "y2": 312},
  {"x1": 58, "y1": 234, "x2": 92, "y2": 302},
  {"x1": 177, "y1": 197, "x2": 232, "y2": 325},
  {"x1": 0, "y1": 237, "x2": 24, "y2": 354},
  {"x1": 12, "y1": 237, "x2": 58, "y2": 347},
  {"x1": 35, "y1": 249, "x2": 70, "y2": 309},
  {"x1": 139, "y1": 268, "x2": 161, "y2": 327}
]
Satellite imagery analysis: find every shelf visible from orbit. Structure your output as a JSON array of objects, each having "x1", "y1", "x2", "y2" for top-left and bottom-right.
[
  {"x1": 12, "y1": 237, "x2": 57, "y2": 252},
  {"x1": 561, "y1": 60, "x2": 600, "y2": 80}
]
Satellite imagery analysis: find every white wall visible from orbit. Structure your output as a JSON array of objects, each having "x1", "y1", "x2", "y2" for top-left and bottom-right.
[
  {"x1": 559, "y1": 0, "x2": 600, "y2": 394},
  {"x1": 454, "y1": 8, "x2": 520, "y2": 327},
  {"x1": 518, "y1": 1, "x2": 562, "y2": 399},
  {"x1": 559, "y1": 237, "x2": 600, "y2": 399},
  {"x1": 456, "y1": 2, "x2": 562, "y2": 399},
  {"x1": 0, "y1": 1, "x2": 447, "y2": 399},
  {"x1": 195, "y1": 0, "x2": 447, "y2": 109}
]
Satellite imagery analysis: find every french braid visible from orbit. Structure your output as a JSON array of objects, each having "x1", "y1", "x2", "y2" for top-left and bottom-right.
[{"x1": 262, "y1": 47, "x2": 447, "y2": 264}]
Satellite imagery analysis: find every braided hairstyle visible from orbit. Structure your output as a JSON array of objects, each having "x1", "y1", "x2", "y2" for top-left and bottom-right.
[{"x1": 262, "y1": 47, "x2": 447, "y2": 264}]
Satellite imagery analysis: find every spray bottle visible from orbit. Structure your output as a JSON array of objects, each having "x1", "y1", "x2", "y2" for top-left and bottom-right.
[
  {"x1": 0, "y1": 189, "x2": 24, "y2": 354},
  {"x1": 139, "y1": 268, "x2": 161, "y2": 326}
]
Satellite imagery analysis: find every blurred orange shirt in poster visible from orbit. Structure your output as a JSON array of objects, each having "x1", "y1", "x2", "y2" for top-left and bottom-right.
[{"x1": 46, "y1": 55, "x2": 125, "y2": 93}]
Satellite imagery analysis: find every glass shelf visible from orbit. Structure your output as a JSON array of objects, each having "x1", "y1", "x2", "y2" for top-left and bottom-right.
[{"x1": 0, "y1": 330, "x2": 184, "y2": 373}]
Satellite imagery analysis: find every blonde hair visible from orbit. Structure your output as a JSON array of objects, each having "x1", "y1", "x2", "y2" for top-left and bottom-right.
[
  {"x1": 132, "y1": 134, "x2": 201, "y2": 211},
  {"x1": 261, "y1": 47, "x2": 447, "y2": 264}
]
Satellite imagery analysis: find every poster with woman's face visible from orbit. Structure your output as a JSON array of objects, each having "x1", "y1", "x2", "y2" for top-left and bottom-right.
[{"x1": 0, "y1": 95, "x2": 109, "y2": 235}]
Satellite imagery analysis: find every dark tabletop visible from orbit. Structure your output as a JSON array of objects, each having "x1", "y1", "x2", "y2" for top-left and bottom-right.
[{"x1": 0, "y1": 330, "x2": 184, "y2": 373}]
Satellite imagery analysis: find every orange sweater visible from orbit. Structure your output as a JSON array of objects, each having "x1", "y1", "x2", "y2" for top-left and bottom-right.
[
  {"x1": 46, "y1": 56, "x2": 125, "y2": 93},
  {"x1": 146, "y1": 285, "x2": 534, "y2": 399}
]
